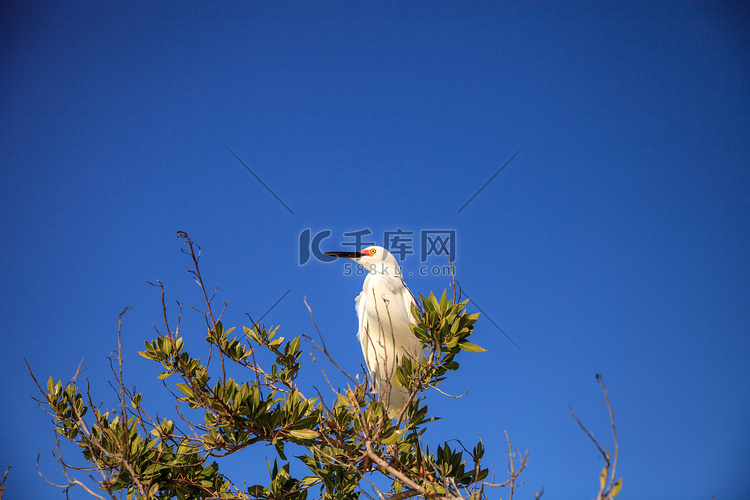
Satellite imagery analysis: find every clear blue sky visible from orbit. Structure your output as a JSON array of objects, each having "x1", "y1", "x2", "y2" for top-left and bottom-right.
[{"x1": 2, "y1": 2, "x2": 748, "y2": 499}]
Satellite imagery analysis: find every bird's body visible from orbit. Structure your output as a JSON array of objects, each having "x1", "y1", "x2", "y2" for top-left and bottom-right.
[{"x1": 325, "y1": 246, "x2": 423, "y2": 409}]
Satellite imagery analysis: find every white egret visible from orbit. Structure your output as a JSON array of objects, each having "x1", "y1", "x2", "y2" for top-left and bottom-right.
[{"x1": 324, "y1": 246, "x2": 423, "y2": 410}]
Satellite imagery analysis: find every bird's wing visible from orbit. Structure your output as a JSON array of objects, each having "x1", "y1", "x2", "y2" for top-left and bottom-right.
[
  {"x1": 354, "y1": 288, "x2": 368, "y2": 348},
  {"x1": 401, "y1": 277, "x2": 419, "y2": 329},
  {"x1": 369, "y1": 276, "x2": 423, "y2": 362},
  {"x1": 355, "y1": 285, "x2": 386, "y2": 395},
  {"x1": 393, "y1": 277, "x2": 422, "y2": 361},
  {"x1": 356, "y1": 275, "x2": 424, "y2": 409}
]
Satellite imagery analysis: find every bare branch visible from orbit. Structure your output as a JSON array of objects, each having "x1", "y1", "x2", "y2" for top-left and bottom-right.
[
  {"x1": 570, "y1": 374, "x2": 622, "y2": 500},
  {"x1": 0, "y1": 466, "x2": 10, "y2": 500},
  {"x1": 597, "y1": 373, "x2": 619, "y2": 494},
  {"x1": 304, "y1": 296, "x2": 360, "y2": 388}
]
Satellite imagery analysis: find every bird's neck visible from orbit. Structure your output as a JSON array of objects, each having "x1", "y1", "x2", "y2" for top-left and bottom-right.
[{"x1": 361, "y1": 261, "x2": 402, "y2": 278}]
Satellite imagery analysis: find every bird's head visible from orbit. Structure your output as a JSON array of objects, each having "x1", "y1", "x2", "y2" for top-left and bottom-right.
[{"x1": 324, "y1": 245, "x2": 402, "y2": 276}]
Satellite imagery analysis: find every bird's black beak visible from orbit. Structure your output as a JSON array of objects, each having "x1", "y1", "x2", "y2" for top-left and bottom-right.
[{"x1": 323, "y1": 251, "x2": 363, "y2": 259}]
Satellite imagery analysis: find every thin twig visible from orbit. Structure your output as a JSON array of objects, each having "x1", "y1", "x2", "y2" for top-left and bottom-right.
[
  {"x1": 597, "y1": 373, "x2": 619, "y2": 493},
  {"x1": 0, "y1": 466, "x2": 10, "y2": 500},
  {"x1": 177, "y1": 231, "x2": 225, "y2": 383},
  {"x1": 303, "y1": 297, "x2": 359, "y2": 388}
]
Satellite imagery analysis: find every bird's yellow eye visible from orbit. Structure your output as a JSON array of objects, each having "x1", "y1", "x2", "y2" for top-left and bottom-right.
[{"x1": 369, "y1": 248, "x2": 376, "y2": 256}]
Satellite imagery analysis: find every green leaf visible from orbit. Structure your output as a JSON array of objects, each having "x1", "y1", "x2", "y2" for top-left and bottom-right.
[
  {"x1": 600, "y1": 466, "x2": 607, "y2": 490},
  {"x1": 131, "y1": 393, "x2": 142, "y2": 409},
  {"x1": 380, "y1": 428, "x2": 407, "y2": 446},
  {"x1": 610, "y1": 478, "x2": 623, "y2": 498},
  {"x1": 474, "y1": 441, "x2": 484, "y2": 460},
  {"x1": 274, "y1": 441, "x2": 287, "y2": 460},
  {"x1": 445, "y1": 336, "x2": 459, "y2": 349},
  {"x1": 458, "y1": 341, "x2": 487, "y2": 353},
  {"x1": 176, "y1": 383, "x2": 194, "y2": 399},
  {"x1": 288, "y1": 416, "x2": 318, "y2": 430},
  {"x1": 300, "y1": 476, "x2": 319, "y2": 486},
  {"x1": 288, "y1": 429, "x2": 319, "y2": 441},
  {"x1": 157, "y1": 371, "x2": 172, "y2": 380}
]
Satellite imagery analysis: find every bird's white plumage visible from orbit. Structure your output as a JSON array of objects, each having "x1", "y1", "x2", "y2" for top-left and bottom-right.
[{"x1": 348, "y1": 247, "x2": 423, "y2": 409}]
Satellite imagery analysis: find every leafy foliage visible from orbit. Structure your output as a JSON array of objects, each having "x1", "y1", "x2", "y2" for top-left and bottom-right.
[{"x1": 29, "y1": 233, "x2": 621, "y2": 500}]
